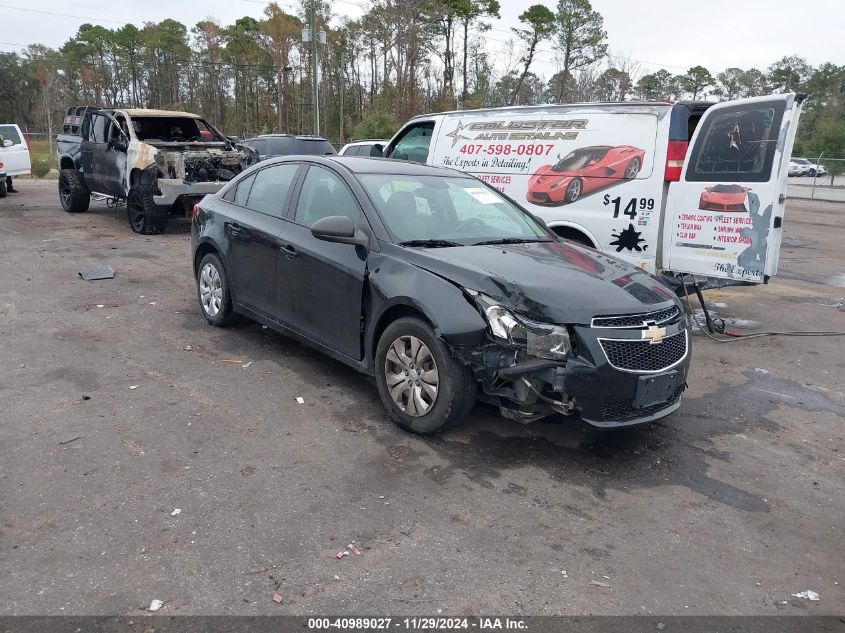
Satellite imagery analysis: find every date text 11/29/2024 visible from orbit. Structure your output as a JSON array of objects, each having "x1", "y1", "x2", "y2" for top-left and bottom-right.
[{"x1": 307, "y1": 617, "x2": 527, "y2": 630}]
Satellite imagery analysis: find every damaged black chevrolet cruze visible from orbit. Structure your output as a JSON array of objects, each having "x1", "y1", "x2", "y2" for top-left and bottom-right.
[{"x1": 191, "y1": 156, "x2": 690, "y2": 433}]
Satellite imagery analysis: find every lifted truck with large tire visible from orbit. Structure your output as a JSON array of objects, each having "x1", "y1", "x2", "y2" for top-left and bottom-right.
[{"x1": 56, "y1": 106, "x2": 257, "y2": 234}]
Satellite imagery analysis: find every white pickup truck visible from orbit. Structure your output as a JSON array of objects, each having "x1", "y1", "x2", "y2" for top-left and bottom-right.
[{"x1": 0, "y1": 124, "x2": 31, "y2": 196}]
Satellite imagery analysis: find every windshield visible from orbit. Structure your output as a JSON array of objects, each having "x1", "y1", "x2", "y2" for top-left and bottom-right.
[
  {"x1": 132, "y1": 116, "x2": 220, "y2": 142},
  {"x1": 359, "y1": 174, "x2": 550, "y2": 245},
  {"x1": 552, "y1": 147, "x2": 611, "y2": 172}
]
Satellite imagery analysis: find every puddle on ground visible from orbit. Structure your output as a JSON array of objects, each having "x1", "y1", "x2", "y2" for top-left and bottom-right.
[
  {"x1": 804, "y1": 297, "x2": 845, "y2": 310},
  {"x1": 782, "y1": 237, "x2": 817, "y2": 248},
  {"x1": 824, "y1": 273, "x2": 845, "y2": 289}
]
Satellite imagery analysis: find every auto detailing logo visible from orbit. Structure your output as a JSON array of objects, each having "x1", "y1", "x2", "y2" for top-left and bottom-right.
[{"x1": 445, "y1": 119, "x2": 588, "y2": 146}]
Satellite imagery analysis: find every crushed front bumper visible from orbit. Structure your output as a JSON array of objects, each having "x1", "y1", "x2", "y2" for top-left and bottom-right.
[
  {"x1": 153, "y1": 179, "x2": 225, "y2": 206},
  {"x1": 456, "y1": 316, "x2": 691, "y2": 428}
]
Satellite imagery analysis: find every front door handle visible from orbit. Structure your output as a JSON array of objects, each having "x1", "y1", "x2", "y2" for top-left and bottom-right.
[{"x1": 280, "y1": 243, "x2": 298, "y2": 258}]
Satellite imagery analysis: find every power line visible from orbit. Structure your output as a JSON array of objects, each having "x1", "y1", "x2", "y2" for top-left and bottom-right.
[{"x1": 0, "y1": 3, "x2": 129, "y2": 25}]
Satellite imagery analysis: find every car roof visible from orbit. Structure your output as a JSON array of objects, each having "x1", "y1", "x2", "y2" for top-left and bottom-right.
[
  {"x1": 345, "y1": 139, "x2": 387, "y2": 144},
  {"x1": 121, "y1": 108, "x2": 201, "y2": 118},
  {"x1": 266, "y1": 155, "x2": 467, "y2": 177},
  {"x1": 246, "y1": 134, "x2": 329, "y2": 141}
]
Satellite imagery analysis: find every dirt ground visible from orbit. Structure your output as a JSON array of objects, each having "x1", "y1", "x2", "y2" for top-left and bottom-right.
[{"x1": 0, "y1": 181, "x2": 843, "y2": 616}]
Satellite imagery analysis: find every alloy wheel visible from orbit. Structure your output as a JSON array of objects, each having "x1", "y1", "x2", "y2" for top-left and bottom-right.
[
  {"x1": 567, "y1": 179, "x2": 581, "y2": 202},
  {"x1": 384, "y1": 335, "x2": 439, "y2": 417},
  {"x1": 199, "y1": 263, "x2": 223, "y2": 317}
]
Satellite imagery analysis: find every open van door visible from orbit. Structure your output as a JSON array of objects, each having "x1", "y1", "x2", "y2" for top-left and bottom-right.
[{"x1": 663, "y1": 93, "x2": 803, "y2": 284}]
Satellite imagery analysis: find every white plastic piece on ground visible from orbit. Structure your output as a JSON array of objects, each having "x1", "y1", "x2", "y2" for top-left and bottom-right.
[
  {"x1": 589, "y1": 580, "x2": 611, "y2": 588},
  {"x1": 171, "y1": 508, "x2": 181, "y2": 516},
  {"x1": 792, "y1": 590, "x2": 820, "y2": 601},
  {"x1": 296, "y1": 397, "x2": 305, "y2": 404},
  {"x1": 129, "y1": 385, "x2": 139, "y2": 390},
  {"x1": 754, "y1": 368, "x2": 771, "y2": 374},
  {"x1": 242, "y1": 362, "x2": 253, "y2": 368},
  {"x1": 147, "y1": 599, "x2": 163, "y2": 612}
]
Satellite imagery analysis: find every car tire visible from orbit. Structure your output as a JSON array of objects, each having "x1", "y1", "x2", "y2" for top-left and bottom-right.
[
  {"x1": 375, "y1": 317, "x2": 476, "y2": 435},
  {"x1": 197, "y1": 253, "x2": 236, "y2": 326},
  {"x1": 127, "y1": 185, "x2": 168, "y2": 234},
  {"x1": 58, "y1": 169, "x2": 90, "y2": 212},
  {"x1": 624, "y1": 157, "x2": 641, "y2": 179},
  {"x1": 565, "y1": 178, "x2": 582, "y2": 204},
  {"x1": 0, "y1": 178, "x2": 6, "y2": 198},
  {"x1": 809, "y1": 169, "x2": 816, "y2": 177}
]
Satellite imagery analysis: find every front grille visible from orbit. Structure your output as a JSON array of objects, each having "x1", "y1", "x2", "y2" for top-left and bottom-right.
[
  {"x1": 591, "y1": 305, "x2": 681, "y2": 329},
  {"x1": 601, "y1": 386, "x2": 684, "y2": 422},
  {"x1": 599, "y1": 330, "x2": 687, "y2": 372}
]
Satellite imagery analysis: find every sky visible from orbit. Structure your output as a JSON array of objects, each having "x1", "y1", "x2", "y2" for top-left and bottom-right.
[{"x1": 1, "y1": 0, "x2": 843, "y2": 79}]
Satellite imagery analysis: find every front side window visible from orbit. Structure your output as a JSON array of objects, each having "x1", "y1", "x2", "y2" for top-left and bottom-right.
[
  {"x1": 0, "y1": 125, "x2": 22, "y2": 145},
  {"x1": 388, "y1": 122, "x2": 434, "y2": 163},
  {"x1": 359, "y1": 174, "x2": 550, "y2": 244},
  {"x1": 131, "y1": 116, "x2": 204, "y2": 142},
  {"x1": 294, "y1": 166, "x2": 361, "y2": 228},
  {"x1": 245, "y1": 164, "x2": 300, "y2": 217},
  {"x1": 686, "y1": 100, "x2": 785, "y2": 182},
  {"x1": 91, "y1": 115, "x2": 108, "y2": 143}
]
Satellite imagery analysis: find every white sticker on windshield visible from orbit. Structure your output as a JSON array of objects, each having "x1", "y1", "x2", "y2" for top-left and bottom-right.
[{"x1": 465, "y1": 187, "x2": 500, "y2": 205}]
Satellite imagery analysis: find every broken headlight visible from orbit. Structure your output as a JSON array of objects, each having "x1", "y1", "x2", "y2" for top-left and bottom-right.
[{"x1": 468, "y1": 291, "x2": 571, "y2": 362}]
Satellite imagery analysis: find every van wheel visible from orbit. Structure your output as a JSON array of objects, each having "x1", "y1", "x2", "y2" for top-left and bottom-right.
[
  {"x1": 375, "y1": 317, "x2": 476, "y2": 435},
  {"x1": 624, "y1": 157, "x2": 641, "y2": 179},
  {"x1": 565, "y1": 178, "x2": 582, "y2": 204},
  {"x1": 0, "y1": 179, "x2": 6, "y2": 198},
  {"x1": 127, "y1": 185, "x2": 168, "y2": 234},
  {"x1": 59, "y1": 169, "x2": 90, "y2": 212}
]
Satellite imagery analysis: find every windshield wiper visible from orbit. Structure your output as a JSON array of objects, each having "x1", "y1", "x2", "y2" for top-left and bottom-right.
[
  {"x1": 399, "y1": 239, "x2": 463, "y2": 248},
  {"x1": 472, "y1": 237, "x2": 553, "y2": 246}
]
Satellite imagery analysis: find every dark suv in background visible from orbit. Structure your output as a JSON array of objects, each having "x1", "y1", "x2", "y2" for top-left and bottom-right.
[{"x1": 240, "y1": 134, "x2": 335, "y2": 162}]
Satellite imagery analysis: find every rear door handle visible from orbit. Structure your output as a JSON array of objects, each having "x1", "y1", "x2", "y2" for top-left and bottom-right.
[{"x1": 280, "y1": 243, "x2": 298, "y2": 258}]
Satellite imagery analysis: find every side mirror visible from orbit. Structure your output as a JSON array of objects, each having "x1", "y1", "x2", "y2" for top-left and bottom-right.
[
  {"x1": 2, "y1": 140, "x2": 12, "y2": 148},
  {"x1": 311, "y1": 215, "x2": 368, "y2": 247}
]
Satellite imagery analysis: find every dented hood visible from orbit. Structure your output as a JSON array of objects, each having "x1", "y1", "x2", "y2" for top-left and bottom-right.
[{"x1": 401, "y1": 240, "x2": 679, "y2": 325}]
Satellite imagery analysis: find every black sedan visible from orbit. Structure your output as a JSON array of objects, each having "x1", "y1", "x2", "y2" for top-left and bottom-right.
[{"x1": 191, "y1": 156, "x2": 690, "y2": 434}]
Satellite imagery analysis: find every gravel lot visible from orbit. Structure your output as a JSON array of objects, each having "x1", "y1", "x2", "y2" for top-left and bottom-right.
[{"x1": 1, "y1": 181, "x2": 843, "y2": 615}]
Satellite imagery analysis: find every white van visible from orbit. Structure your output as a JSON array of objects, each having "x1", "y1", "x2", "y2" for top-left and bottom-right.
[
  {"x1": 0, "y1": 123, "x2": 32, "y2": 181},
  {"x1": 384, "y1": 94, "x2": 803, "y2": 287}
]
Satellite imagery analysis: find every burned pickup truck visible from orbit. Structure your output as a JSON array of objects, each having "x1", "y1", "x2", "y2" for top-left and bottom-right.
[{"x1": 57, "y1": 106, "x2": 257, "y2": 234}]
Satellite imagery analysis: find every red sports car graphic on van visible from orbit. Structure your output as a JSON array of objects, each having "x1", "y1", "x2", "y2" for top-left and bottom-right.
[
  {"x1": 526, "y1": 145, "x2": 645, "y2": 205},
  {"x1": 698, "y1": 184, "x2": 751, "y2": 212}
]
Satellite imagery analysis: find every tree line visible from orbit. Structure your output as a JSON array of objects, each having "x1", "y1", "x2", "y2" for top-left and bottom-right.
[{"x1": 0, "y1": 0, "x2": 842, "y2": 161}]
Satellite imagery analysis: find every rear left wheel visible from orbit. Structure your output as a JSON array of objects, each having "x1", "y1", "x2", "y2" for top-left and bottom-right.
[
  {"x1": 197, "y1": 253, "x2": 235, "y2": 326},
  {"x1": 375, "y1": 317, "x2": 476, "y2": 434}
]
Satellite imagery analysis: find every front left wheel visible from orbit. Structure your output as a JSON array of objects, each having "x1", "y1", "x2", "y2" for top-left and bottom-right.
[
  {"x1": 197, "y1": 253, "x2": 235, "y2": 326},
  {"x1": 375, "y1": 317, "x2": 476, "y2": 434},
  {"x1": 127, "y1": 185, "x2": 168, "y2": 234}
]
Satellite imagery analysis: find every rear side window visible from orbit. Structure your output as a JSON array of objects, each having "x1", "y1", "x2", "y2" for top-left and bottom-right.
[
  {"x1": 344, "y1": 146, "x2": 360, "y2": 156},
  {"x1": 294, "y1": 138, "x2": 335, "y2": 155},
  {"x1": 268, "y1": 137, "x2": 294, "y2": 155},
  {"x1": 388, "y1": 122, "x2": 434, "y2": 163},
  {"x1": 0, "y1": 125, "x2": 22, "y2": 145},
  {"x1": 223, "y1": 172, "x2": 256, "y2": 205},
  {"x1": 245, "y1": 164, "x2": 300, "y2": 217},
  {"x1": 293, "y1": 166, "x2": 360, "y2": 228},
  {"x1": 686, "y1": 100, "x2": 786, "y2": 182}
]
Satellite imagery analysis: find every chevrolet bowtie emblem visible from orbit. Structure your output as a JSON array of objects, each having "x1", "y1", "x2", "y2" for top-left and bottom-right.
[{"x1": 642, "y1": 324, "x2": 667, "y2": 344}]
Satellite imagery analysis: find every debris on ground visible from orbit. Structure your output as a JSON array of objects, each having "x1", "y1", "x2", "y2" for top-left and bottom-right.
[
  {"x1": 59, "y1": 435, "x2": 81, "y2": 445},
  {"x1": 348, "y1": 544, "x2": 361, "y2": 556},
  {"x1": 296, "y1": 397, "x2": 305, "y2": 404},
  {"x1": 336, "y1": 551, "x2": 349, "y2": 559},
  {"x1": 146, "y1": 599, "x2": 163, "y2": 612},
  {"x1": 82, "y1": 395, "x2": 91, "y2": 401},
  {"x1": 242, "y1": 361, "x2": 253, "y2": 368},
  {"x1": 171, "y1": 508, "x2": 181, "y2": 516},
  {"x1": 754, "y1": 368, "x2": 771, "y2": 374},
  {"x1": 220, "y1": 359, "x2": 242, "y2": 364},
  {"x1": 272, "y1": 592, "x2": 283, "y2": 603},
  {"x1": 328, "y1": 535, "x2": 335, "y2": 541},
  {"x1": 791, "y1": 590, "x2": 820, "y2": 601},
  {"x1": 589, "y1": 580, "x2": 611, "y2": 588},
  {"x1": 79, "y1": 264, "x2": 115, "y2": 281},
  {"x1": 334, "y1": 575, "x2": 340, "y2": 580},
  {"x1": 183, "y1": 345, "x2": 193, "y2": 351},
  {"x1": 129, "y1": 385, "x2": 139, "y2": 390},
  {"x1": 96, "y1": 304, "x2": 105, "y2": 308}
]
